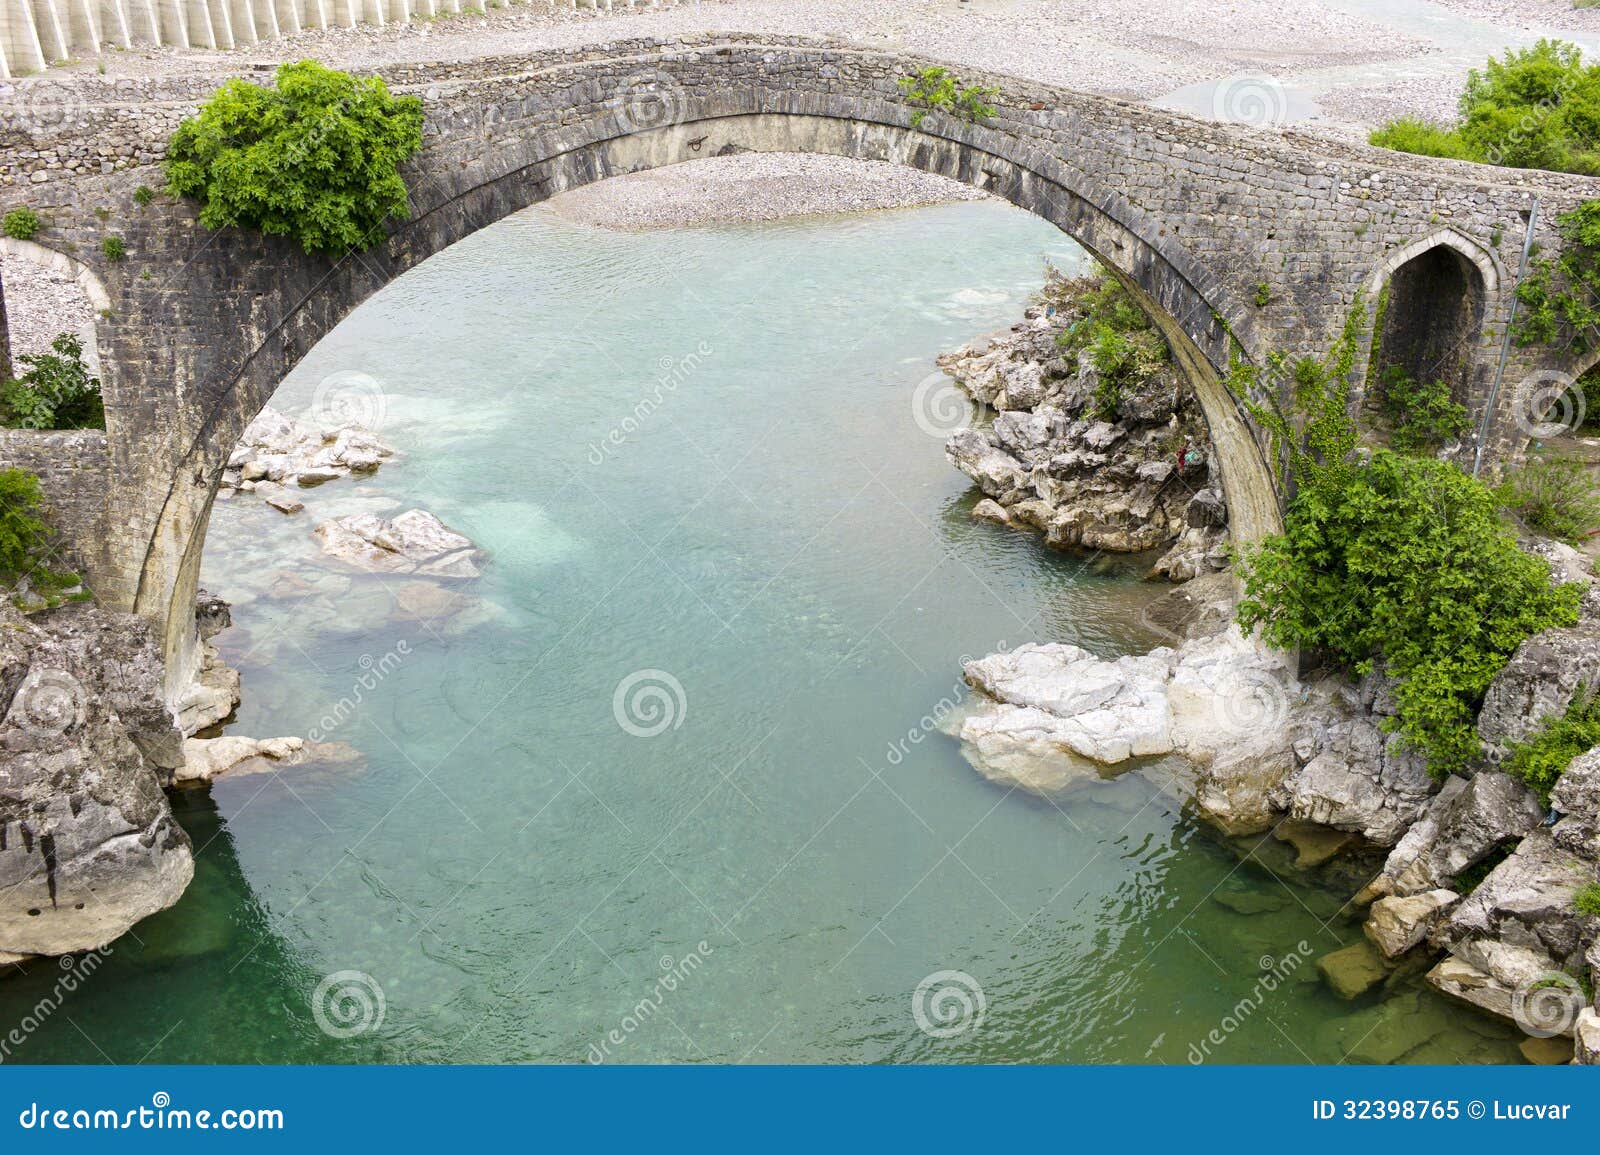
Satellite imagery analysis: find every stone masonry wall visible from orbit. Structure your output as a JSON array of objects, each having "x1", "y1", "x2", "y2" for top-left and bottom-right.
[{"x1": 0, "y1": 429, "x2": 109, "y2": 578}]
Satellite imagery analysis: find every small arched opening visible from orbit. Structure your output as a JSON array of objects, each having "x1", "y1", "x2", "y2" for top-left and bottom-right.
[{"x1": 1367, "y1": 235, "x2": 1492, "y2": 420}]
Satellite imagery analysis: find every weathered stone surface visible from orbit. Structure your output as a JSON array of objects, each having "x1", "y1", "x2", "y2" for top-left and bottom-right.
[
  {"x1": 1551, "y1": 746, "x2": 1600, "y2": 858},
  {"x1": 1272, "y1": 714, "x2": 1436, "y2": 847},
  {"x1": 1477, "y1": 620, "x2": 1600, "y2": 763},
  {"x1": 1318, "y1": 939, "x2": 1390, "y2": 999},
  {"x1": 940, "y1": 269, "x2": 1225, "y2": 577},
  {"x1": 177, "y1": 735, "x2": 363, "y2": 785},
  {"x1": 314, "y1": 509, "x2": 484, "y2": 578},
  {"x1": 970, "y1": 498, "x2": 1010, "y2": 524},
  {"x1": 1441, "y1": 830, "x2": 1597, "y2": 972},
  {"x1": 222, "y1": 407, "x2": 396, "y2": 498},
  {"x1": 1364, "y1": 890, "x2": 1459, "y2": 959},
  {"x1": 1575, "y1": 1007, "x2": 1600, "y2": 1064},
  {"x1": 0, "y1": 602, "x2": 192, "y2": 957},
  {"x1": 1379, "y1": 772, "x2": 1546, "y2": 895},
  {"x1": 169, "y1": 643, "x2": 240, "y2": 740},
  {"x1": 1427, "y1": 956, "x2": 1521, "y2": 1025}
]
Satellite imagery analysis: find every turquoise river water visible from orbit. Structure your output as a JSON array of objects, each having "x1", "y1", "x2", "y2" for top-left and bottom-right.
[{"x1": 1, "y1": 198, "x2": 1523, "y2": 1063}]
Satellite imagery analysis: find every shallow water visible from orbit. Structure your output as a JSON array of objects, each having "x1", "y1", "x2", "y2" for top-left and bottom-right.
[{"x1": 1, "y1": 201, "x2": 1520, "y2": 1064}]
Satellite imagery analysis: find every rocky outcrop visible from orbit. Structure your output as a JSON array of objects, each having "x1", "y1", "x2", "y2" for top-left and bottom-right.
[
  {"x1": 177, "y1": 735, "x2": 363, "y2": 785},
  {"x1": 1477, "y1": 617, "x2": 1600, "y2": 765},
  {"x1": 314, "y1": 509, "x2": 484, "y2": 578},
  {"x1": 1374, "y1": 772, "x2": 1546, "y2": 897},
  {"x1": 0, "y1": 602, "x2": 193, "y2": 958},
  {"x1": 1365, "y1": 890, "x2": 1459, "y2": 959},
  {"x1": 939, "y1": 269, "x2": 1227, "y2": 580},
  {"x1": 221, "y1": 406, "x2": 395, "y2": 506}
]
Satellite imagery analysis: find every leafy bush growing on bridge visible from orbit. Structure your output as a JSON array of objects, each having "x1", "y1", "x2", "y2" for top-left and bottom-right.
[
  {"x1": 1229, "y1": 309, "x2": 1582, "y2": 777},
  {"x1": 164, "y1": 61, "x2": 424, "y2": 258},
  {"x1": 1369, "y1": 39, "x2": 1600, "y2": 175},
  {"x1": 1376, "y1": 367, "x2": 1470, "y2": 452},
  {"x1": 1510, "y1": 199, "x2": 1600, "y2": 351},
  {"x1": 898, "y1": 67, "x2": 999, "y2": 128},
  {"x1": 0, "y1": 333, "x2": 105, "y2": 431},
  {"x1": 2, "y1": 208, "x2": 41, "y2": 241}
]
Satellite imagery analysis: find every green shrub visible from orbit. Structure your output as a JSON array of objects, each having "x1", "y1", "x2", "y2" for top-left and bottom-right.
[
  {"x1": 1505, "y1": 688, "x2": 1600, "y2": 802},
  {"x1": 0, "y1": 333, "x2": 105, "y2": 430},
  {"x1": 2, "y1": 207, "x2": 40, "y2": 240},
  {"x1": 1496, "y1": 456, "x2": 1600, "y2": 543},
  {"x1": 100, "y1": 235, "x2": 126, "y2": 262},
  {"x1": 1575, "y1": 882, "x2": 1600, "y2": 917},
  {"x1": 1238, "y1": 450, "x2": 1580, "y2": 775},
  {"x1": 133, "y1": 185, "x2": 154, "y2": 206},
  {"x1": 1369, "y1": 40, "x2": 1600, "y2": 175},
  {"x1": 1368, "y1": 117, "x2": 1476, "y2": 161},
  {"x1": 898, "y1": 67, "x2": 999, "y2": 127},
  {"x1": 164, "y1": 60, "x2": 424, "y2": 257},
  {"x1": 1229, "y1": 307, "x2": 1581, "y2": 777},
  {"x1": 0, "y1": 468, "x2": 50, "y2": 579},
  {"x1": 1378, "y1": 366, "x2": 1470, "y2": 451},
  {"x1": 1512, "y1": 199, "x2": 1600, "y2": 349},
  {"x1": 1054, "y1": 271, "x2": 1170, "y2": 421}
]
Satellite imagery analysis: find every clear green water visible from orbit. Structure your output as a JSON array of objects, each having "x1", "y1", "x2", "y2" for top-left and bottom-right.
[{"x1": 2, "y1": 201, "x2": 1521, "y2": 1064}]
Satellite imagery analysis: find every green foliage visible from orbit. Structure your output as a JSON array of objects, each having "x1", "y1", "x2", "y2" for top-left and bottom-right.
[
  {"x1": 0, "y1": 333, "x2": 105, "y2": 430},
  {"x1": 1368, "y1": 117, "x2": 1476, "y2": 161},
  {"x1": 1496, "y1": 456, "x2": 1600, "y2": 543},
  {"x1": 1575, "y1": 882, "x2": 1600, "y2": 918},
  {"x1": 100, "y1": 235, "x2": 126, "y2": 262},
  {"x1": 898, "y1": 67, "x2": 999, "y2": 127},
  {"x1": 1254, "y1": 282, "x2": 1271, "y2": 307},
  {"x1": 1512, "y1": 199, "x2": 1600, "y2": 350},
  {"x1": 0, "y1": 468, "x2": 49, "y2": 579},
  {"x1": 1369, "y1": 40, "x2": 1600, "y2": 174},
  {"x1": 164, "y1": 60, "x2": 424, "y2": 257},
  {"x1": 1054, "y1": 271, "x2": 1170, "y2": 420},
  {"x1": 1505, "y1": 687, "x2": 1600, "y2": 802},
  {"x1": 1378, "y1": 366, "x2": 1470, "y2": 452},
  {"x1": 2, "y1": 207, "x2": 40, "y2": 240},
  {"x1": 133, "y1": 185, "x2": 154, "y2": 206},
  {"x1": 1228, "y1": 304, "x2": 1582, "y2": 777},
  {"x1": 1237, "y1": 450, "x2": 1580, "y2": 775}
]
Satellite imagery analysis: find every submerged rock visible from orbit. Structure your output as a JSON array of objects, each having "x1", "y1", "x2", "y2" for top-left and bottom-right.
[
  {"x1": 222, "y1": 406, "x2": 396, "y2": 498},
  {"x1": 314, "y1": 509, "x2": 484, "y2": 578},
  {"x1": 0, "y1": 602, "x2": 193, "y2": 957},
  {"x1": 1317, "y1": 939, "x2": 1391, "y2": 999},
  {"x1": 177, "y1": 735, "x2": 363, "y2": 785}
]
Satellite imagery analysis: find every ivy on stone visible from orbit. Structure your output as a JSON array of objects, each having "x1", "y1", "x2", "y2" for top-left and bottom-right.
[
  {"x1": 164, "y1": 60, "x2": 424, "y2": 258},
  {"x1": 1512, "y1": 199, "x2": 1600, "y2": 351}
]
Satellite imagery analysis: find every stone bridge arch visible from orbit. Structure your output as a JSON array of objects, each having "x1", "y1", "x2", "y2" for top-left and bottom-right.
[{"x1": 3, "y1": 35, "x2": 1585, "y2": 693}]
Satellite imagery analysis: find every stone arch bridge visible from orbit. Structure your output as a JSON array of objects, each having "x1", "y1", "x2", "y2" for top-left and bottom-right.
[{"x1": 0, "y1": 33, "x2": 1594, "y2": 696}]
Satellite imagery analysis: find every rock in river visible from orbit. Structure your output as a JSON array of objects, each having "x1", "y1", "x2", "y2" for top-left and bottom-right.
[{"x1": 314, "y1": 509, "x2": 484, "y2": 578}]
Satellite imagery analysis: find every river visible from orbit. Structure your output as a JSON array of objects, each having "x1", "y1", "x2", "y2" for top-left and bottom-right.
[{"x1": 0, "y1": 199, "x2": 1522, "y2": 1064}]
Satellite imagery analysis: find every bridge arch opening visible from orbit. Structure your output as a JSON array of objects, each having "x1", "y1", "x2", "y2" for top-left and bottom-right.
[
  {"x1": 86, "y1": 114, "x2": 1285, "y2": 688},
  {"x1": 1368, "y1": 233, "x2": 1491, "y2": 418}
]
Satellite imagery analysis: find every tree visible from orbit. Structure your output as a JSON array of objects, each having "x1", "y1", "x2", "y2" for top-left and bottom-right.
[{"x1": 164, "y1": 61, "x2": 425, "y2": 257}]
